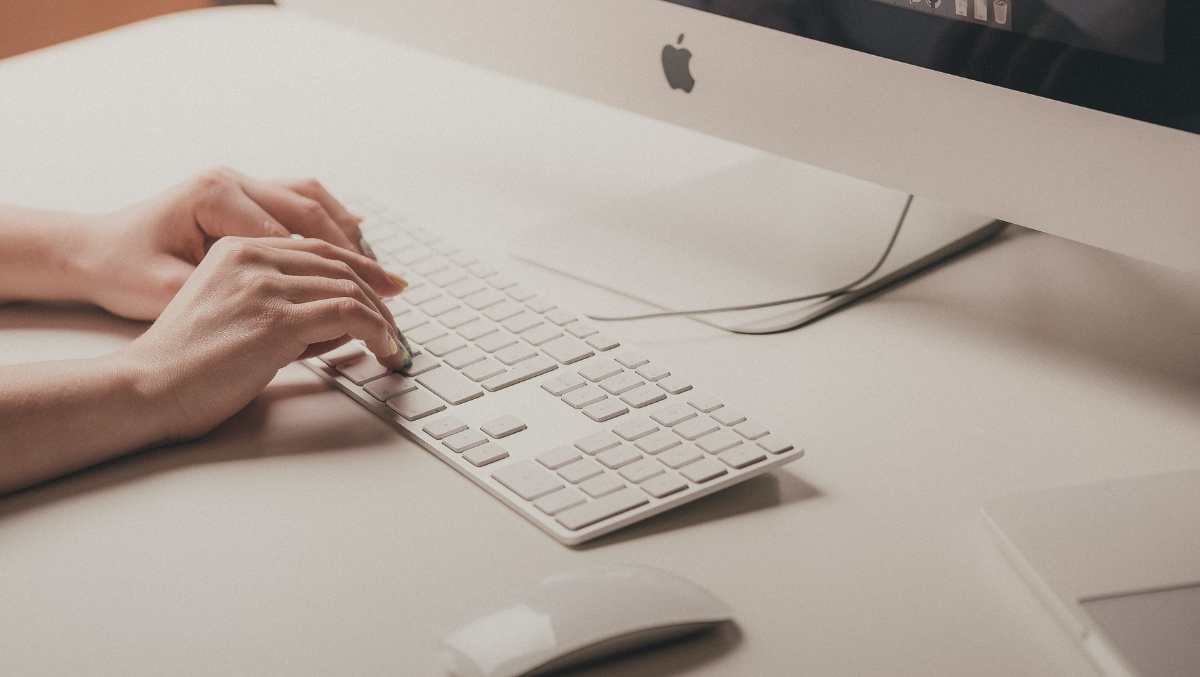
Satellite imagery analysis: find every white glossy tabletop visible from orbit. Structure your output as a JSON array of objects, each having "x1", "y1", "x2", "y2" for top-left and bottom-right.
[{"x1": 1, "y1": 7, "x2": 1197, "y2": 676}]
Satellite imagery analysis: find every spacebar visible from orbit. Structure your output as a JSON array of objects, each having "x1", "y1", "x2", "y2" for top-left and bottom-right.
[{"x1": 556, "y1": 488, "x2": 648, "y2": 531}]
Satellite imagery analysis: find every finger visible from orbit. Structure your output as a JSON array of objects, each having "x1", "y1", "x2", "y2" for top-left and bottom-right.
[
  {"x1": 279, "y1": 178, "x2": 363, "y2": 245},
  {"x1": 252, "y1": 235, "x2": 407, "y2": 297},
  {"x1": 261, "y1": 245, "x2": 404, "y2": 352},
  {"x1": 193, "y1": 173, "x2": 290, "y2": 240},
  {"x1": 291, "y1": 298, "x2": 407, "y2": 369},
  {"x1": 298, "y1": 337, "x2": 351, "y2": 361},
  {"x1": 237, "y1": 177, "x2": 361, "y2": 254},
  {"x1": 276, "y1": 274, "x2": 379, "y2": 310}
]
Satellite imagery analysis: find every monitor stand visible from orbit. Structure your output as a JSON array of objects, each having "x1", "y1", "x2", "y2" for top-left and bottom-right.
[{"x1": 509, "y1": 153, "x2": 1005, "y2": 333}]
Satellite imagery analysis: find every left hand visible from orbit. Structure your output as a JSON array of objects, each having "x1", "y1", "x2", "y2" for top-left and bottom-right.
[{"x1": 79, "y1": 167, "x2": 399, "y2": 320}]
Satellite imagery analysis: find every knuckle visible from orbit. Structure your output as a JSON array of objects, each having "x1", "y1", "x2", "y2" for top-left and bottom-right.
[
  {"x1": 297, "y1": 198, "x2": 326, "y2": 223},
  {"x1": 194, "y1": 167, "x2": 235, "y2": 196},
  {"x1": 333, "y1": 259, "x2": 355, "y2": 278},
  {"x1": 334, "y1": 297, "x2": 363, "y2": 321},
  {"x1": 297, "y1": 177, "x2": 324, "y2": 193},
  {"x1": 335, "y1": 278, "x2": 360, "y2": 299}
]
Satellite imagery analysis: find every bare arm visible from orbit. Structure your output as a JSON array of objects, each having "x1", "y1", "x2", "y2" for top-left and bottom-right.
[{"x1": 0, "y1": 170, "x2": 411, "y2": 494}]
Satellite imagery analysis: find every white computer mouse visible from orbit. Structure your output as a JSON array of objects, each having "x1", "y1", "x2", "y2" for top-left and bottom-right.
[{"x1": 442, "y1": 564, "x2": 734, "y2": 677}]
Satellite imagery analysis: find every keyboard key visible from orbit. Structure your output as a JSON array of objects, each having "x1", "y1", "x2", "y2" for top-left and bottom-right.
[
  {"x1": 318, "y1": 341, "x2": 364, "y2": 366},
  {"x1": 580, "y1": 474, "x2": 625, "y2": 498},
  {"x1": 428, "y1": 268, "x2": 467, "y2": 287},
  {"x1": 612, "y1": 416, "x2": 658, "y2": 441},
  {"x1": 446, "y1": 278, "x2": 487, "y2": 299},
  {"x1": 697, "y1": 429, "x2": 743, "y2": 454},
  {"x1": 432, "y1": 241, "x2": 461, "y2": 256},
  {"x1": 542, "y1": 336, "x2": 594, "y2": 365},
  {"x1": 407, "y1": 323, "x2": 448, "y2": 344},
  {"x1": 575, "y1": 431, "x2": 621, "y2": 454},
  {"x1": 464, "y1": 289, "x2": 506, "y2": 311},
  {"x1": 481, "y1": 355, "x2": 557, "y2": 391},
  {"x1": 422, "y1": 297, "x2": 459, "y2": 318},
  {"x1": 401, "y1": 353, "x2": 441, "y2": 376},
  {"x1": 757, "y1": 435, "x2": 795, "y2": 455},
  {"x1": 444, "y1": 347, "x2": 486, "y2": 370},
  {"x1": 651, "y1": 403, "x2": 698, "y2": 427},
  {"x1": 563, "y1": 385, "x2": 605, "y2": 409},
  {"x1": 635, "y1": 364, "x2": 670, "y2": 381},
  {"x1": 402, "y1": 285, "x2": 441, "y2": 305},
  {"x1": 438, "y1": 307, "x2": 478, "y2": 329},
  {"x1": 712, "y1": 408, "x2": 747, "y2": 426},
  {"x1": 394, "y1": 312, "x2": 430, "y2": 332},
  {"x1": 620, "y1": 384, "x2": 667, "y2": 409},
  {"x1": 579, "y1": 358, "x2": 622, "y2": 382},
  {"x1": 612, "y1": 348, "x2": 649, "y2": 369},
  {"x1": 417, "y1": 368, "x2": 484, "y2": 405},
  {"x1": 556, "y1": 488, "x2": 648, "y2": 531},
  {"x1": 464, "y1": 443, "x2": 509, "y2": 467},
  {"x1": 423, "y1": 416, "x2": 468, "y2": 440},
  {"x1": 425, "y1": 334, "x2": 467, "y2": 357},
  {"x1": 467, "y1": 262, "x2": 497, "y2": 278},
  {"x1": 546, "y1": 308, "x2": 576, "y2": 326},
  {"x1": 488, "y1": 275, "x2": 518, "y2": 290},
  {"x1": 658, "y1": 445, "x2": 703, "y2": 469},
  {"x1": 463, "y1": 358, "x2": 505, "y2": 382},
  {"x1": 675, "y1": 416, "x2": 720, "y2": 441},
  {"x1": 534, "y1": 487, "x2": 586, "y2": 516},
  {"x1": 506, "y1": 285, "x2": 537, "y2": 302},
  {"x1": 582, "y1": 398, "x2": 629, "y2": 422},
  {"x1": 558, "y1": 459, "x2": 603, "y2": 484},
  {"x1": 537, "y1": 446, "x2": 581, "y2": 470},
  {"x1": 364, "y1": 374, "x2": 418, "y2": 401},
  {"x1": 657, "y1": 375, "x2": 692, "y2": 395},
  {"x1": 443, "y1": 428, "x2": 488, "y2": 452},
  {"x1": 477, "y1": 332, "x2": 518, "y2": 353},
  {"x1": 599, "y1": 372, "x2": 644, "y2": 396},
  {"x1": 521, "y1": 324, "x2": 563, "y2": 346},
  {"x1": 501, "y1": 312, "x2": 543, "y2": 334},
  {"x1": 495, "y1": 343, "x2": 537, "y2": 366},
  {"x1": 734, "y1": 420, "x2": 769, "y2": 440},
  {"x1": 641, "y1": 473, "x2": 688, "y2": 499},
  {"x1": 457, "y1": 318, "x2": 497, "y2": 341},
  {"x1": 686, "y1": 392, "x2": 723, "y2": 413},
  {"x1": 526, "y1": 296, "x2": 555, "y2": 313},
  {"x1": 596, "y1": 445, "x2": 641, "y2": 469},
  {"x1": 385, "y1": 388, "x2": 446, "y2": 420},
  {"x1": 450, "y1": 251, "x2": 478, "y2": 267},
  {"x1": 633, "y1": 427, "x2": 681, "y2": 453},
  {"x1": 680, "y1": 458, "x2": 727, "y2": 483},
  {"x1": 484, "y1": 301, "x2": 523, "y2": 322},
  {"x1": 566, "y1": 322, "x2": 599, "y2": 339},
  {"x1": 492, "y1": 460, "x2": 564, "y2": 501},
  {"x1": 541, "y1": 372, "x2": 586, "y2": 396},
  {"x1": 619, "y1": 459, "x2": 664, "y2": 483},
  {"x1": 718, "y1": 446, "x2": 767, "y2": 469},
  {"x1": 412, "y1": 257, "x2": 450, "y2": 276},
  {"x1": 481, "y1": 415, "x2": 526, "y2": 439},
  {"x1": 335, "y1": 355, "x2": 389, "y2": 385},
  {"x1": 585, "y1": 334, "x2": 620, "y2": 351}
]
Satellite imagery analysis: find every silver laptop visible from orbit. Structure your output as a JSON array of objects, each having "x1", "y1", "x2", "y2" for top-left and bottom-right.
[{"x1": 984, "y1": 470, "x2": 1200, "y2": 677}]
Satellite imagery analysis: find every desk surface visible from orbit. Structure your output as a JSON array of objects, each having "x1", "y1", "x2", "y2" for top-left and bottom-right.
[{"x1": 1, "y1": 7, "x2": 1198, "y2": 677}]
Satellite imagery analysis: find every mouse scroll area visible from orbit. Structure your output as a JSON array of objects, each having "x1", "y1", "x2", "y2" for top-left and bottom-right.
[{"x1": 442, "y1": 564, "x2": 734, "y2": 677}]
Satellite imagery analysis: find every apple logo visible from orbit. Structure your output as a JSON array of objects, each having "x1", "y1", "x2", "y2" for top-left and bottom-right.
[{"x1": 661, "y1": 33, "x2": 695, "y2": 93}]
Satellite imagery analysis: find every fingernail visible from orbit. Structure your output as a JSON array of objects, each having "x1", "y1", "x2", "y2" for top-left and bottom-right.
[
  {"x1": 386, "y1": 335, "x2": 401, "y2": 356},
  {"x1": 359, "y1": 237, "x2": 378, "y2": 260},
  {"x1": 386, "y1": 271, "x2": 409, "y2": 292}
]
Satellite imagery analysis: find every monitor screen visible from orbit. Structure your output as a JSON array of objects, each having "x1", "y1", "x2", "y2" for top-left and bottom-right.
[{"x1": 661, "y1": 1, "x2": 1200, "y2": 134}]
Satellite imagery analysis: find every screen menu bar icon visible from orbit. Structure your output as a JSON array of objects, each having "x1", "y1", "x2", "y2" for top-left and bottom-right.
[{"x1": 873, "y1": 0, "x2": 1013, "y2": 30}]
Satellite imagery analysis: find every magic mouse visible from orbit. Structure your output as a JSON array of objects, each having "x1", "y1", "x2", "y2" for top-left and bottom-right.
[{"x1": 442, "y1": 564, "x2": 734, "y2": 677}]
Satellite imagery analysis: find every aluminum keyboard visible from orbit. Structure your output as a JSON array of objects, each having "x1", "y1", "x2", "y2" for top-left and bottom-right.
[{"x1": 303, "y1": 197, "x2": 804, "y2": 545}]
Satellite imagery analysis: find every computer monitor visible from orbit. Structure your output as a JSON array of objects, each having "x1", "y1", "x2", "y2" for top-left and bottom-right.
[{"x1": 287, "y1": 0, "x2": 1199, "y2": 273}]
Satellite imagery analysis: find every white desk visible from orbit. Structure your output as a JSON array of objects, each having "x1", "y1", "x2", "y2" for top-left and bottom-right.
[{"x1": 1, "y1": 7, "x2": 1198, "y2": 676}]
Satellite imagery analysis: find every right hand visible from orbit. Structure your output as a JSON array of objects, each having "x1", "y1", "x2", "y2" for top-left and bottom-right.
[{"x1": 118, "y1": 235, "x2": 412, "y2": 443}]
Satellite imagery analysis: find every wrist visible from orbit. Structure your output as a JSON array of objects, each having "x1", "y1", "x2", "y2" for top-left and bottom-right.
[{"x1": 103, "y1": 346, "x2": 181, "y2": 449}]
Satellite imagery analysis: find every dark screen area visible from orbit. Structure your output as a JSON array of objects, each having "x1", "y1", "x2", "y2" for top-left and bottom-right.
[{"x1": 661, "y1": 0, "x2": 1200, "y2": 134}]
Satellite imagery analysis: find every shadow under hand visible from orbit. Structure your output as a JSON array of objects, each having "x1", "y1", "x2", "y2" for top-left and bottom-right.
[
  {"x1": 0, "y1": 374, "x2": 393, "y2": 520},
  {"x1": 579, "y1": 471, "x2": 822, "y2": 550}
]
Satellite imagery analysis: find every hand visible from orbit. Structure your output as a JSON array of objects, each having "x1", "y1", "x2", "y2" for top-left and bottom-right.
[
  {"x1": 80, "y1": 167, "x2": 398, "y2": 320},
  {"x1": 118, "y1": 235, "x2": 412, "y2": 443}
]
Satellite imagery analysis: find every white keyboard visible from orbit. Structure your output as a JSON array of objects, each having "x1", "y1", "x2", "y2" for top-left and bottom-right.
[{"x1": 303, "y1": 197, "x2": 804, "y2": 545}]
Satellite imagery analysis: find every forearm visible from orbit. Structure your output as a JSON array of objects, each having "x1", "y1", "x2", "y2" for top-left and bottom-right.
[
  {"x1": 0, "y1": 205, "x2": 98, "y2": 305},
  {"x1": 0, "y1": 351, "x2": 167, "y2": 494}
]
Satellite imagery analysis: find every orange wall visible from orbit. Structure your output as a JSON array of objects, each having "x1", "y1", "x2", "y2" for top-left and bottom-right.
[{"x1": 0, "y1": 0, "x2": 210, "y2": 59}]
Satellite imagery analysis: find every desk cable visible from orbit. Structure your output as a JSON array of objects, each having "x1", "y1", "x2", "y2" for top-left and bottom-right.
[{"x1": 584, "y1": 193, "x2": 913, "y2": 335}]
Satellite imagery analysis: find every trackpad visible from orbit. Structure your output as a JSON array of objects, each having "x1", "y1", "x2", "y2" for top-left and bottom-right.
[{"x1": 1081, "y1": 584, "x2": 1200, "y2": 677}]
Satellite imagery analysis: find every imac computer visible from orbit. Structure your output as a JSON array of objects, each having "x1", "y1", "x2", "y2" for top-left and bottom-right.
[{"x1": 287, "y1": 0, "x2": 1199, "y2": 330}]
